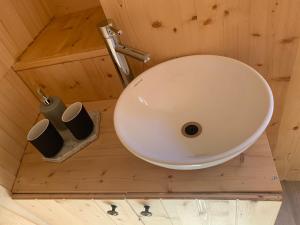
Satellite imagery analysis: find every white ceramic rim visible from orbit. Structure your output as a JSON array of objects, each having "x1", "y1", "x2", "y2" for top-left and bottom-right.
[
  {"x1": 27, "y1": 119, "x2": 49, "y2": 141},
  {"x1": 114, "y1": 55, "x2": 274, "y2": 166},
  {"x1": 62, "y1": 102, "x2": 82, "y2": 122},
  {"x1": 136, "y1": 136, "x2": 256, "y2": 170}
]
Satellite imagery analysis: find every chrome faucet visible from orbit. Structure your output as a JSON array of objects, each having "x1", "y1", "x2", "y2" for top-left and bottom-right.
[{"x1": 98, "y1": 19, "x2": 150, "y2": 86}]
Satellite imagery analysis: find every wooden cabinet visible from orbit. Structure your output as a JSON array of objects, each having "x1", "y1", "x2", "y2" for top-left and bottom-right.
[
  {"x1": 11, "y1": 100, "x2": 282, "y2": 225},
  {"x1": 13, "y1": 7, "x2": 124, "y2": 103},
  {"x1": 13, "y1": 199, "x2": 281, "y2": 225}
]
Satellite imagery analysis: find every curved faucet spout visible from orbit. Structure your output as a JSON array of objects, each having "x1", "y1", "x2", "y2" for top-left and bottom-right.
[
  {"x1": 115, "y1": 45, "x2": 150, "y2": 63},
  {"x1": 98, "y1": 19, "x2": 150, "y2": 86}
]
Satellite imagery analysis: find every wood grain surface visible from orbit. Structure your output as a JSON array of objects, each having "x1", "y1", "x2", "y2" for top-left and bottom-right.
[{"x1": 13, "y1": 100, "x2": 282, "y2": 199}]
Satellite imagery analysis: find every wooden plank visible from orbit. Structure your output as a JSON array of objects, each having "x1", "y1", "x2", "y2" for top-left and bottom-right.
[
  {"x1": 12, "y1": 192, "x2": 282, "y2": 201},
  {"x1": 15, "y1": 200, "x2": 87, "y2": 225},
  {"x1": 0, "y1": 0, "x2": 49, "y2": 190},
  {"x1": 0, "y1": 147, "x2": 20, "y2": 175},
  {"x1": 0, "y1": 0, "x2": 34, "y2": 56},
  {"x1": 0, "y1": 74, "x2": 38, "y2": 133},
  {"x1": 10, "y1": 0, "x2": 53, "y2": 37},
  {"x1": 128, "y1": 199, "x2": 172, "y2": 225},
  {"x1": 237, "y1": 200, "x2": 281, "y2": 225},
  {"x1": 126, "y1": 193, "x2": 282, "y2": 201},
  {"x1": 0, "y1": 127, "x2": 25, "y2": 161},
  {"x1": 273, "y1": 40, "x2": 300, "y2": 180},
  {"x1": 5, "y1": 69, "x2": 39, "y2": 112},
  {"x1": 201, "y1": 200, "x2": 237, "y2": 225},
  {"x1": 96, "y1": 200, "x2": 142, "y2": 225},
  {"x1": 53, "y1": 200, "x2": 115, "y2": 225},
  {"x1": 162, "y1": 200, "x2": 208, "y2": 225},
  {"x1": 18, "y1": 56, "x2": 122, "y2": 103},
  {"x1": 0, "y1": 167, "x2": 15, "y2": 190},
  {"x1": 14, "y1": 7, "x2": 108, "y2": 70},
  {"x1": 14, "y1": 49, "x2": 108, "y2": 71},
  {"x1": 45, "y1": 0, "x2": 100, "y2": 17},
  {"x1": 162, "y1": 199, "x2": 280, "y2": 225},
  {"x1": 13, "y1": 100, "x2": 282, "y2": 198},
  {"x1": 0, "y1": 0, "x2": 53, "y2": 75}
]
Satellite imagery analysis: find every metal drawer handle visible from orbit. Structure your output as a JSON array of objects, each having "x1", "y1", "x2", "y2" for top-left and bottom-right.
[
  {"x1": 140, "y1": 205, "x2": 152, "y2": 217},
  {"x1": 107, "y1": 204, "x2": 118, "y2": 216}
]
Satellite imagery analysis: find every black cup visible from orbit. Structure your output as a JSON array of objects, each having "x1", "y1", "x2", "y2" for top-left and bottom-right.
[
  {"x1": 27, "y1": 119, "x2": 64, "y2": 157},
  {"x1": 62, "y1": 102, "x2": 94, "y2": 140}
]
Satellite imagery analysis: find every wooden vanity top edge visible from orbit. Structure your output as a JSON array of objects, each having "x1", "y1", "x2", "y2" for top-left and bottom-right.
[
  {"x1": 13, "y1": 48, "x2": 108, "y2": 71},
  {"x1": 12, "y1": 192, "x2": 282, "y2": 201}
]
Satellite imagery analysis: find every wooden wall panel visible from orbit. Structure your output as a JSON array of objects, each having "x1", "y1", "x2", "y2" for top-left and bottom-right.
[
  {"x1": 273, "y1": 44, "x2": 300, "y2": 180},
  {"x1": 15, "y1": 199, "x2": 116, "y2": 225},
  {"x1": 0, "y1": 0, "x2": 53, "y2": 69},
  {"x1": 0, "y1": 70, "x2": 39, "y2": 190},
  {"x1": 44, "y1": 0, "x2": 100, "y2": 17},
  {"x1": 99, "y1": 0, "x2": 300, "y2": 156},
  {"x1": 0, "y1": 0, "x2": 52, "y2": 189}
]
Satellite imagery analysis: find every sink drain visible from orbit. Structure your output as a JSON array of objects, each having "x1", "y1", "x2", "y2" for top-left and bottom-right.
[{"x1": 181, "y1": 122, "x2": 202, "y2": 138}]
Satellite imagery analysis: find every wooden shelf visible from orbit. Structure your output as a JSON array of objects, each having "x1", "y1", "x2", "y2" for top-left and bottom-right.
[
  {"x1": 13, "y1": 7, "x2": 108, "y2": 71},
  {"x1": 12, "y1": 100, "x2": 282, "y2": 200}
]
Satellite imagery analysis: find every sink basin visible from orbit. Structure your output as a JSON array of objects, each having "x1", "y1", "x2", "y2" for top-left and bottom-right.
[{"x1": 114, "y1": 55, "x2": 273, "y2": 170}]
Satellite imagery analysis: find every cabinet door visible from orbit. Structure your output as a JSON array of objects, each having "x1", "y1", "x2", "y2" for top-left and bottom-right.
[
  {"x1": 16, "y1": 199, "x2": 114, "y2": 225},
  {"x1": 162, "y1": 199, "x2": 236, "y2": 225},
  {"x1": 199, "y1": 200, "x2": 236, "y2": 225},
  {"x1": 127, "y1": 199, "x2": 172, "y2": 225},
  {"x1": 55, "y1": 200, "x2": 115, "y2": 225},
  {"x1": 237, "y1": 200, "x2": 281, "y2": 225},
  {"x1": 162, "y1": 199, "x2": 207, "y2": 225},
  {"x1": 96, "y1": 200, "x2": 143, "y2": 225}
]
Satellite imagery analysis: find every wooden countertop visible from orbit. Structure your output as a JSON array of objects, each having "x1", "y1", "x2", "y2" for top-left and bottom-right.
[
  {"x1": 12, "y1": 100, "x2": 282, "y2": 200},
  {"x1": 13, "y1": 7, "x2": 108, "y2": 71}
]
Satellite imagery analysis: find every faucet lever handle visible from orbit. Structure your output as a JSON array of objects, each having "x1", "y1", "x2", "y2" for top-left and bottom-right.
[{"x1": 108, "y1": 26, "x2": 122, "y2": 36}]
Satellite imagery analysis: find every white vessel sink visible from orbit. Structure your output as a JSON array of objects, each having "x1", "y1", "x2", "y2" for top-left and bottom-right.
[{"x1": 114, "y1": 55, "x2": 273, "y2": 170}]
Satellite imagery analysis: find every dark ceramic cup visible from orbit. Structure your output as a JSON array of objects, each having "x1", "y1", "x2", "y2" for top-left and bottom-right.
[
  {"x1": 27, "y1": 119, "x2": 64, "y2": 157},
  {"x1": 62, "y1": 102, "x2": 94, "y2": 140}
]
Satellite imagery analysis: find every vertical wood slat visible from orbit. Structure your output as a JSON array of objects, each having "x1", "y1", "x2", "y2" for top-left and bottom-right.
[
  {"x1": 15, "y1": 199, "x2": 117, "y2": 225},
  {"x1": 10, "y1": 0, "x2": 52, "y2": 37},
  {"x1": 273, "y1": 42, "x2": 300, "y2": 179},
  {"x1": 0, "y1": 0, "x2": 53, "y2": 77},
  {"x1": 162, "y1": 200, "x2": 208, "y2": 225},
  {"x1": 0, "y1": 70, "x2": 39, "y2": 189},
  {"x1": 0, "y1": 193, "x2": 283, "y2": 225},
  {"x1": 127, "y1": 199, "x2": 280, "y2": 225},
  {"x1": 0, "y1": 0, "x2": 52, "y2": 190}
]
